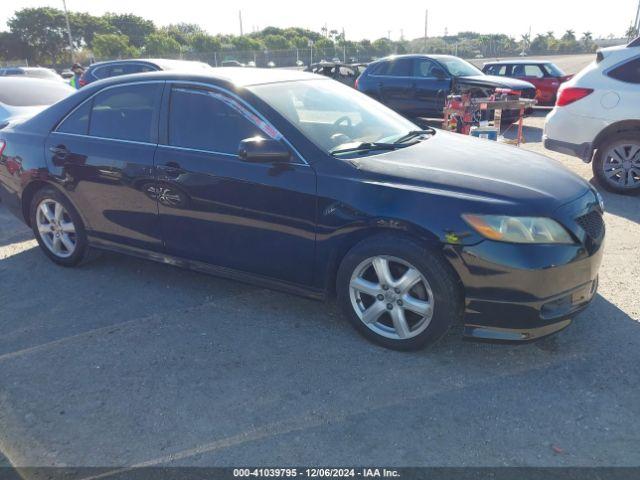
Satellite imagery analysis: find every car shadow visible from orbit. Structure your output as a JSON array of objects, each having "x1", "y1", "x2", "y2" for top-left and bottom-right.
[
  {"x1": 500, "y1": 123, "x2": 543, "y2": 143},
  {"x1": 589, "y1": 181, "x2": 640, "y2": 224},
  {"x1": 0, "y1": 241, "x2": 636, "y2": 363}
]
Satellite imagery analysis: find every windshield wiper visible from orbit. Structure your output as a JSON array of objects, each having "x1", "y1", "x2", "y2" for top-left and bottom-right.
[
  {"x1": 331, "y1": 142, "x2": 398, "y2": 155},
  {"x1": 392, "y1": 128, "x2": 435, "y2": 145}
]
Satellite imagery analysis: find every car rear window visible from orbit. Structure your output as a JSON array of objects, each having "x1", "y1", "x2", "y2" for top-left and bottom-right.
[
  {"x1": 607, "y1": 57, "x2": 640, "y2": 84},
  {"x1": 385, "y1": 58, "x2": 412, "y2": 76},
  {"x1": 57, "y1": 100, "x2": 91, "y2": 135}
]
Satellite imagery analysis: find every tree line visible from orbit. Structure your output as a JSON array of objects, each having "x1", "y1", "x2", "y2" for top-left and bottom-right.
[{"x1": 0, "y1": 7, "x2": 625, "y2": 67}]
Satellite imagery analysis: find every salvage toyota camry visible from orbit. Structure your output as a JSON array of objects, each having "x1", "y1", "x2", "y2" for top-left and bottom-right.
[{"x1": 0, "y1": 68, "x2": 604, "y2": 350}]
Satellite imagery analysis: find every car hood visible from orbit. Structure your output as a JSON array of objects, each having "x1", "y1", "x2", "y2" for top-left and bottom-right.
[
  {"x1": 351, "y1": 131, "x2": 590, "y2": 214},
  {"x1": 456, "y1": 74, "x2": 535, "y2": 91}
]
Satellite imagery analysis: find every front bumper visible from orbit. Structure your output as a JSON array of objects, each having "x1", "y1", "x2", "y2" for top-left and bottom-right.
[{"x1": 446, "y1": 192, "x2": 604, "y2": 342}]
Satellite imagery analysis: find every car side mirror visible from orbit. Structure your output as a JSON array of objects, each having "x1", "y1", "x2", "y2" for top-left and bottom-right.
[{"x1": 238, "y1": 137, "x2": 291, "y2": 163}]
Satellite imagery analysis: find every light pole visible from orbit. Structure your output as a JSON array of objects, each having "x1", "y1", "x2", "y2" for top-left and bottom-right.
[{"x1": 61, "y1": 0, "x2": 75, "y2": 62}]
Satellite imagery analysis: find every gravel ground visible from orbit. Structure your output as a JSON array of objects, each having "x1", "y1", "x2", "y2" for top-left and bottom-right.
[{"x1": 0, "y1": 109, "x2": 638, "y2": 472}]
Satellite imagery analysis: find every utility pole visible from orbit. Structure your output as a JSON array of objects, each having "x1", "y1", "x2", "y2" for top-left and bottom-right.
[
  {"x1": 424, "y1": 9, "x2": 428, "y2": 48},
  {"x1": 61, "y1": 0, "x2": 74, "y2": 61},
  {"x1": 239, "y1": 10, "x2": 243, "y2": 36},
  {"x1": 635, "y1": 0, "x2": 640, "y2": 32}
]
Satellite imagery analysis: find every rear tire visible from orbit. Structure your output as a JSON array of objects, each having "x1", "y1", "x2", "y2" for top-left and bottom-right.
[
  {"x1": 336, "y1": 235, "x2": 464, "y2": 351},
  {"x1": 593, "y1": 134, "x2": 640, "y2": 194},
  {"x1": 30, "y1": 186, "x2": 91, "y2": 267}
]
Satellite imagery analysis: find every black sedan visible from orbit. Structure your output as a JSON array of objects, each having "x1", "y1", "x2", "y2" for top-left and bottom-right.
[
  {"x1": 0, "y1": 68, "x2": 604, "y2": 350},
  {"x1": 356, "y1": 54, "x2": 536, "y2": 119}
]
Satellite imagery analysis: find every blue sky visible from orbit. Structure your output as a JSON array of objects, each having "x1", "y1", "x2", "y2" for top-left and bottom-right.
[{"x1": 3, "y1": 0, "x2": 637, "y2": 40}]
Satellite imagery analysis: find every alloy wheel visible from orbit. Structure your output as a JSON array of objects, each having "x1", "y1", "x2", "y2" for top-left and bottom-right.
[
  {"x1": 602, "y1": 141, "x2": 640, "y2": 189},
  {"x1": 349, "y1": 255, "x2": 434, "y2": 340},
  {"x1": 36, "y1": 199, "x2": 77, "y2": 258}
]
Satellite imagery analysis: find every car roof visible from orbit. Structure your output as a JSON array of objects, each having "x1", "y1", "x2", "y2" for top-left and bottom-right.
[
  {"x1": 373, "y1": 54, "x2": 462, "y2": 62},
  {"x1": 483, "y1": 59, "x2": 555, "y2": 65},
  {"x1": 0, "y1": 66, "x2": 57, "y2": 72},
  {"x1": 81, "y1": 68, "x2": 324, "y2": 89}
]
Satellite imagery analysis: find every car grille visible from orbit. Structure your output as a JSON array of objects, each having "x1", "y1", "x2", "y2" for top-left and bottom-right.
[{"x1": 576, "y1": 210, "x2": 605, "y2": 240}]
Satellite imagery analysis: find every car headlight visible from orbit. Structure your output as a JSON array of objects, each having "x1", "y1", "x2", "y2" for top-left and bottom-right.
[{"x1": 462, "y1": 214, "x2": 574, "y2": 244}]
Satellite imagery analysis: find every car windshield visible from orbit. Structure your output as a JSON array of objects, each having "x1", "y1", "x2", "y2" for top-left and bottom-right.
[
  {"x1": 438, "y1": 57, "x2": 483, "y2": 77},
  {"x1": 249, "y1": 79, "x2": 421, "y2": 156},
  {"x1": 544, "y1": 63, "x2": 566, "y2": 77},
  {"x1": 0, "y1": 79, "x2": 72, "y2": 106}
]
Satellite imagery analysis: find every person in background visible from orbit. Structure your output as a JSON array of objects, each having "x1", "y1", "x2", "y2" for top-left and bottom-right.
[{"x1": 69, "y1": 63, "x2": 84, "y2": 89}]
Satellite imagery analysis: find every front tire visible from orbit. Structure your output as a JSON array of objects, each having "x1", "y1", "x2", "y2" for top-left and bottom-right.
[
  {"x1": 593, "y1": 134, "x2": 640, "y2": 194},
  {"x1": 337, "y1": 235, "x2": 464, "y2": 351},
  {"x1": 30, "y1": 187, "x2": 90, "y2": 267}
]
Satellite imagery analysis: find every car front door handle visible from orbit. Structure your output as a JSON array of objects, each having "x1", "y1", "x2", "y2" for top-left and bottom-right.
[{"x1": 162, "y1": 161, "x2": 186, "y2": 177}]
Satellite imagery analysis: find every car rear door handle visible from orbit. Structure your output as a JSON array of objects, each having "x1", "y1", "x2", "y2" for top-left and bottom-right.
[{"x1": 49, "y1": 145, "x2": 69, "y2": 156}]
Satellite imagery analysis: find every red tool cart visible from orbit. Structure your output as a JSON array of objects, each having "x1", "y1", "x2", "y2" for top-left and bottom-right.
[{"x1": 442, "y1": 88, "x2": 537, "y2": 146}]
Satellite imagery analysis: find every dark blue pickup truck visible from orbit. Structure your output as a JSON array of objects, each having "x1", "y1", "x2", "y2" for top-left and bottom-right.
[{"x1": 356, "y1": 54, "x2": 536, "y2": 119}]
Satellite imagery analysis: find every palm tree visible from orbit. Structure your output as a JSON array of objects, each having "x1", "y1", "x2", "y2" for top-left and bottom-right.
[
  {"x1": 582, "y1": 31, "x2": 593, "y2": 41},
  {"x1": 562, "y1": 30, "x2": 576, "y2": 41},
  {"x1": 626, "y1": 25, "x2": 639, "y2": 40},
  {"x1": 546, "y1": 31, "x2": 554, "y2": 39}
]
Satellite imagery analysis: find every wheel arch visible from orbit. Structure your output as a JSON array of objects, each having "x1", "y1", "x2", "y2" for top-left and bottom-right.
[
  {"x1": 21, "y1": 180, "x2": 85, "y2": 228},
  {"x1": 321, "y1": 220, "x2": 460, "y2": 298},
  {"x1": 593, "y1": 120, "x2": 640, "y2": 152}
]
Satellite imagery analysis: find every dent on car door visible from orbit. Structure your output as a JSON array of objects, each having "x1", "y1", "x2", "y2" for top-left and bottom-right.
[
  {"x1": 45, "y1": 82, "x2": 164, "y2": 251},
  {"x1": 153, "y1": 85, "x2": 317, "y2": 286}
]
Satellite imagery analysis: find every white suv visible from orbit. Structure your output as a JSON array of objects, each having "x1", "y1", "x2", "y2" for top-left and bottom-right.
[{"x1": 544, "y1": 38, "x2": 640, "y2": 193}]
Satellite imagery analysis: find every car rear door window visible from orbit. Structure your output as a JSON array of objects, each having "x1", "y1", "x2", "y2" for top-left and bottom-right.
[
  {"x1": 57, "y1": 100, "x2": 92, "y2": 135},
  {"x1": 168, "y1": 87, "x2": 262, "y2": 154},
  {"x1": 370, "y1": 62, "x2": 390, "y2": 75},
  {"x1": 608, "y1": 58, "x2": 640, "y2": 84},
  {"x1": 108, "y1": 63, "x2": 154, "y2": 77},
  {"x1": 385, "y1": 58, "x2": 412, "y2": 77},
  {"x1": 89, "y1": 83, "x2": 162, "y2": 143},
  {"x1": 91, "y1": 66, "x2": 111, "y2": 79},
  {"x1": 514, "y1": 64, "x2": 545, "y2": 78}
]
